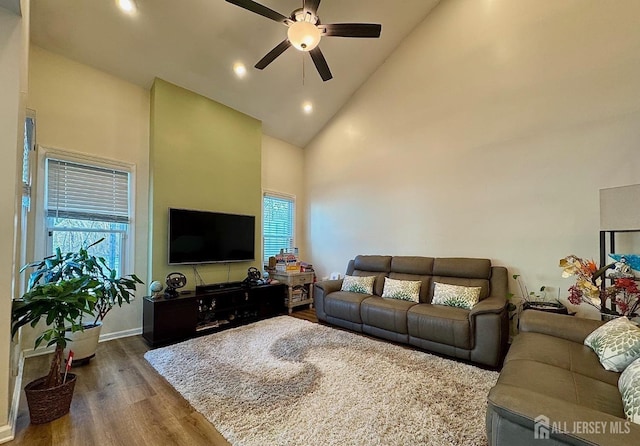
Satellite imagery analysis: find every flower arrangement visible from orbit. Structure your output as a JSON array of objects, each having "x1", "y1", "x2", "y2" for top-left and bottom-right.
[{"x1": 559, "y1": 255, "x2": 640, "y2": 317}]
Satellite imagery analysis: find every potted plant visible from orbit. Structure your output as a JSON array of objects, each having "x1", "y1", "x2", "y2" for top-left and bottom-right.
[
  {"x1": 12, "y1": 240, "x2": 143, "y2": 422},
  {"x1": 11, "y1": 266, "x2": 97, "y2": 424},
  {"x1": 53, "y1": 238, "x2": 143, "y2": 364},
  {"x1": 47, "y1": 239, "x2": 143, "y2": 362}
]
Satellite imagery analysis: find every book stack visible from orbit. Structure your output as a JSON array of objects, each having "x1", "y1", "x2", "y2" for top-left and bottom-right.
[
  {"x1": 288, "y1": 285, "x2": 308, "y2": 304},
  {"x1": 275, "y1": 252, "x2": 300, "y2": 272},
  {"x1": 300, "y1": 262, "x2": 314, "y2": 273}
]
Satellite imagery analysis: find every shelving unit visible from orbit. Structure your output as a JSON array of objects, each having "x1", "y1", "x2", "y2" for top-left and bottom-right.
[
  {"x1": 142, "y1": 282, "x2": 286, "y2": 347},
  {"x1": 599, "y1": 229, "x2": 640, "y2": 313}
]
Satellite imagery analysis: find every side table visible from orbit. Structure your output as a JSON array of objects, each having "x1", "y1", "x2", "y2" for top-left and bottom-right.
[{"x1": 271, "y1": 271, "x2": 315, "y2": 314}]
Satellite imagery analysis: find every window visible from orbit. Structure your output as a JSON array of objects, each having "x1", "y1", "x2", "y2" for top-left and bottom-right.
[
  {"x1": 44, "y1": 157, "x2": 131, "y2": 276},
  {"x1": 263, "y1": 192, "x2": 295, "y2": 264}
]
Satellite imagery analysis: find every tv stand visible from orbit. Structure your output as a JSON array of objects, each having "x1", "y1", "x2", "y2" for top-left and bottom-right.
[
  {"x1": 142, "y1": 282, "x2": 286, "y2": 347},
  {"x1": 195, "y1": 281, "x2": 244, "y2": 293}
]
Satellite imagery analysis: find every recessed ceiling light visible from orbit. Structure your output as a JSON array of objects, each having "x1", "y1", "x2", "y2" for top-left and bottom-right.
[
  {"x1": 117, "y1": 0, "x2": 137, "y2": 15},
  {"x1": 302, "y1": 102, "x2": 313, "y2": 114},
  {"x1": 233, "y1": 63, "x2": 247, "y2": 78}
]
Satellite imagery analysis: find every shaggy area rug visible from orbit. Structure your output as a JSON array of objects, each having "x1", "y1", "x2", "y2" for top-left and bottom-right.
[{"x1": 144, "y1": 316, "x2": 498, "y2": 446}]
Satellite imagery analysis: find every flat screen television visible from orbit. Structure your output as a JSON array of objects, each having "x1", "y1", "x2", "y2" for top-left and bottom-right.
[{"x1": 168, "y1": 208, "x2": 255, "y2": 265}]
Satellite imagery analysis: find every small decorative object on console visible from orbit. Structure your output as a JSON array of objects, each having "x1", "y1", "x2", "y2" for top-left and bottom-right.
[
  {"x1": 149, "y1": 280, "x2": 164, "y2": 299},
  {"x1": 165, "y1": 272, "x2": 187, "y2": 298}
]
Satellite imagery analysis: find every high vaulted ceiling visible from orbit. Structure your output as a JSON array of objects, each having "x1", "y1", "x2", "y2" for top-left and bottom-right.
[{"x1": 29, "y1": 0, "x2": 440, "y2": 147}]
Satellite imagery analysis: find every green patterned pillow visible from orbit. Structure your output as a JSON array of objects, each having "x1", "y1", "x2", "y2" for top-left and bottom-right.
[
  {"x1": 584, "y1": 317, "x2": 640, "y2": 372},
  {"x1": 619, "y1": 357, "x2": 640, "y2": 425},
  {"x1": 340, "y1": 275, "x2": 375, "y2": 295},
  {"x1": 381, "y1": 278, "x2": 421, "y2": 302},
  {"x1": 432, "y1": 282, "x2": 481, "y2": 310}
]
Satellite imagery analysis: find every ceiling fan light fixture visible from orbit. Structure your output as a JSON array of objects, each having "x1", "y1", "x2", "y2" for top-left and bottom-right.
[
  {"x1": 116, "y1": 0, "x2": 137, "y2": 15},
  {"x1": 233, "y1": 62, "x2": 247, "y2": 78},
  {"x1": 287, "y1": 21, "x2": 321, "y2": 52}
]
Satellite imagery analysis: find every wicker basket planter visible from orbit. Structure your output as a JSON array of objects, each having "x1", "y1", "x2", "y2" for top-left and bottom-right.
[{"x1": 24, "y1": 373, "x2": 77, "y2": 424}]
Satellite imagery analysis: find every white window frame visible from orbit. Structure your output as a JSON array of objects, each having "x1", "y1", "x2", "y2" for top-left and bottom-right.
[
  {"x1": 34, "y1": 147, "x2": 136, "y2": 277},
  {"x1": 262, "y1": 190, "x2": 296, "y2": 265}
]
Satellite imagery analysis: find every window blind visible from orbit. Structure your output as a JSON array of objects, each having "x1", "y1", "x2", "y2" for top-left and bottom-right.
[
  {"x1": 46, "y1": 159, "x2": 130, "y2": 224},
  {"x1": 263, "y1": 193, "x2": 294, "y2": 263}
]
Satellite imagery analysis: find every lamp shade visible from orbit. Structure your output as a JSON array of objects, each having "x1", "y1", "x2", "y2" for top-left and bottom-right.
[
  {"x1": 287, "y1": 21, "x2": 321, "y2": 51},
  {"x1": 600, "y1": 184, "x2": 640, "y2": 230}
]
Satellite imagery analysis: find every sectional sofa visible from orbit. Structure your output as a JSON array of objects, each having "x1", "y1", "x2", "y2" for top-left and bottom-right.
[
  {"x1": 313, "y1": 255, "x2": 509, "y2": 368},
  {"x1": 487, "y1": 310, "x2": 640, "y2": 445}
]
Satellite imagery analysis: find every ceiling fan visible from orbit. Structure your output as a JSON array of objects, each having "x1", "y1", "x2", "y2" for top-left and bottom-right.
[{"x1": 225, "y1": 0, "x2": 382, "y2": 81}]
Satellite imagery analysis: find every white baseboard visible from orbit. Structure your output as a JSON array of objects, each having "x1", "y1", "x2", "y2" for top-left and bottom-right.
[
  {"x1": 99, "y1": 327, "x2": 142, "y2": 343},
  {"x1": 0, "y1": 351, "x2": 25, "y2": 444},
  {"x1": 0, "y1": 424, "x2": 13, "y2": 445},
  {"x1": 22, "y1": 326, "x2": 142, "y2": 358}
]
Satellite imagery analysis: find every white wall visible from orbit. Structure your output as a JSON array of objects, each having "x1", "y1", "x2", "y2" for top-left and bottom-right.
[
  {"x1": 25, "y1": 46, "x2": 150, "y2": 342},
  {"x1": 0, "y1": 1, "x2": 26, "y2": 439},
  {"x1": 262, "y1": 134, "x2": 307, "y2": 261},
  {"x1": 304, "y1": 0, "x2": 640, "y2": 312}
]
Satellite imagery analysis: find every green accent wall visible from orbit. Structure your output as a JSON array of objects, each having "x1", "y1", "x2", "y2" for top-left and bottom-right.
[{"x1": 149, "y1": 78, "x2": 262, "y2": 285}]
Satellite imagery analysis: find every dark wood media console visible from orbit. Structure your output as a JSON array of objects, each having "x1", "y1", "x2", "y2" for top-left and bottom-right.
[{"x1": 142, "y1": 282, "x2": 287, "y2": 347}]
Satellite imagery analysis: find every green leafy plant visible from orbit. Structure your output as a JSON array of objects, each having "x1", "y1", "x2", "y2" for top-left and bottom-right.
[
  {"x1": 512, "y1": 274, "x2": 548, "y2": 303},
  {"x1": 12, "y1": 271, "x2": 97, "y2": 388},
  {"x1": 24, "y1": 238, "x2": 143, "y2": 326},
  {"x1": 11, "y1": 239, "x2": 143, "y2": 389}
]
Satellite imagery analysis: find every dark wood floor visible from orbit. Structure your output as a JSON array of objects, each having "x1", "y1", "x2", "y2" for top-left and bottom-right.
[{"x1": 8, "y1": 309, "x2": 318, "y2": 446}]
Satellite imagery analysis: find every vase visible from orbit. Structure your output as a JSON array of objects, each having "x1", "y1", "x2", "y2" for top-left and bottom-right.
[
  {"x1": 24, "y1": 373, "x2": 77, "y2": 424},
  {"x1": 64, "y1": 322, "x2": 102, "y2": 364},
  {"x1": 600, "y1": 312, "x2": 622, "y2": 322}
]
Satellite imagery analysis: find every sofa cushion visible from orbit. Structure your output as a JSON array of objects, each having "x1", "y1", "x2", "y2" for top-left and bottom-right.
[
  {"x1": 432, "y1": 282, "x2": 481, "y2": 310},
  {"x1": 428, "y1": 277, "x2": 489, "y2": 302},
  {"x1": 341, "y1": 275, "x2": 375, "y2": 295},
  {"x1": 619, "y1": 357, "x2": 640, "y2": 425},
  {"x1": 407, "y1": 304, "x2": 471, "y2": 349},
  {"x1": 325, "y1": 291, "x2": 371, "y2": 323},
  {"x1": 388, "y1": 273, "x2": 432, "y2": 303},
  {"x1": 497, "y1": 359, "x2": 625, "y2": 418},
  {"x1": 381, "y1": 277, "x2": 421, "y2": 302},
  {"x1": 361, "y1": 296, "x2": 417, "y2": 334},
  {"x1": 506, "y1": 332, "x2": 620, "y2": 386},
  {"x1": 584, "y1": 316, "x2": 640, "y2": 372}
]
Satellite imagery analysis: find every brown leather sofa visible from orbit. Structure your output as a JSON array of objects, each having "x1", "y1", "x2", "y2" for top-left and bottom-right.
[
  {"x1": 313, "y1": 255, "x2": 509, "y2": 368},
  {"x1": 487, "y1": 310, "x2": 640, "y2": 445}
]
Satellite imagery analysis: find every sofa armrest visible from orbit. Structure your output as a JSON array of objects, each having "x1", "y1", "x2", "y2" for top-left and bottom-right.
[
  {"x1": 487, "y1": 384, "x2": 640, "y2": 446},
  {"x1": 470, "y1": 295, "x2": 507, "y2": 317},
  {"x1": 519, "y1": 310, "x2": 604, "y2": 344},
  {"x1": 314, "y1": 279, "x2": 343, "y2": 295}
]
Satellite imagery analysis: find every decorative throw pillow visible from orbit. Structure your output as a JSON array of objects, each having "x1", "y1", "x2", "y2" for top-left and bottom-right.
[
  {"x1": 619, "y1": 357, "x2": 640, "y2": 425},
  {"x1": 381, "y1": 278, "x2": 421, "y2": 303},
  {"x1": 584, "y1": 317, "x2": 640, "y2": 372},
  {"x1": 340, "y1": 275, "x2": 375, "y2": 295},
  {"x1": 432, "y1": 282, "x2": 481, "y2": 310}
]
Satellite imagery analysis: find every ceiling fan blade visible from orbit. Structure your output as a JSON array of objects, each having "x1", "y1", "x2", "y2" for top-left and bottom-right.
[
  {"x1": 303, "y1": 0, "x2": 321, "y2": 15},
  {"x1": 225, "y1": 0, "x2": 288, "y2": 23},
  {"x1": 309, "y1": 47, "x2": 333, "y2": 81},
  {"x1": 319, "y1": 23, "x2": 382, "y2": 38},
  {"x1": 255, "y1": 39, "x2": 292, "y2": 69}
]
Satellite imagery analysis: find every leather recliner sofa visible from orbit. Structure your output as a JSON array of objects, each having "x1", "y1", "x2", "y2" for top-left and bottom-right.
[
  {"x1": 487, "y1": 310, "x2": 640, "y2": 445},
  {"x1": 313, "y1": 255, "x2": 509, "y2": 368}
]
